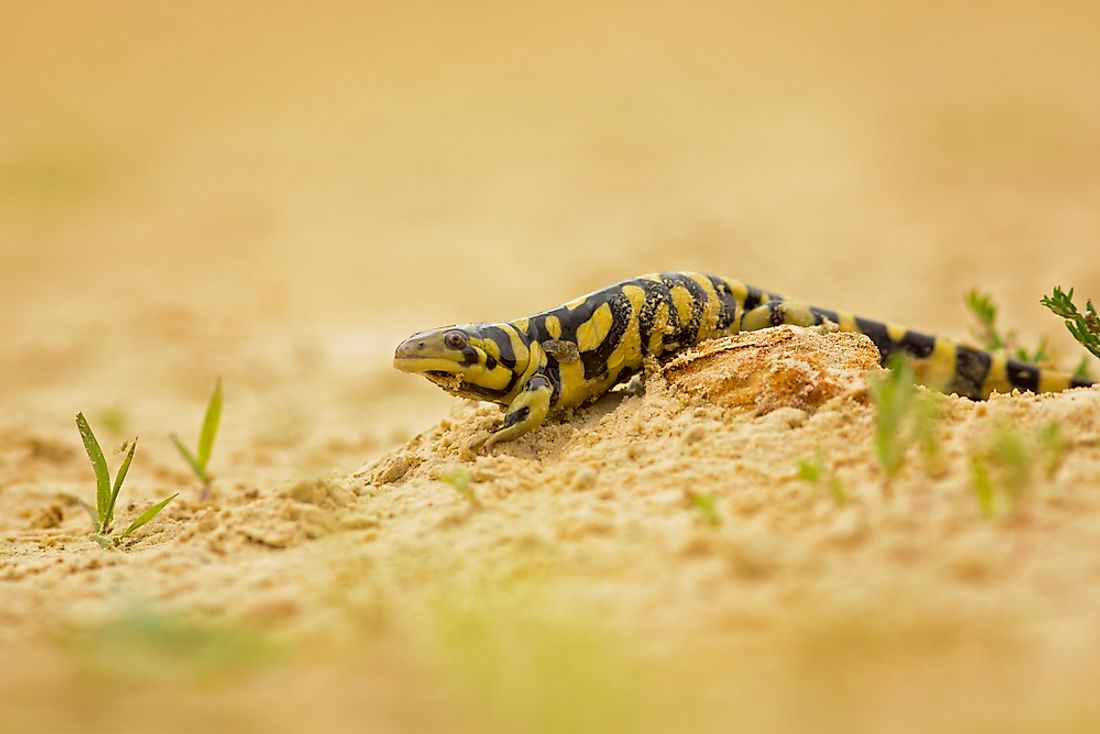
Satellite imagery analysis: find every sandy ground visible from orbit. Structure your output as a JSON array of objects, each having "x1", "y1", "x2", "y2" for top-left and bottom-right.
[{"x1": 3, "y1": 2, "x2": 1100, "y2": 732}]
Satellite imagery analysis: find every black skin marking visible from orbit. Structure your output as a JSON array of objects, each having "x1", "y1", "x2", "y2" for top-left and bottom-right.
[
  {"x1": 810, "y1": 306, "x2": 839, "y2": 325},
  {"x1": 484, "y1": 354, "x2": 497, "y2": 370},
  {"x1": 951, "y1": 346, "x2": 992, "y2": 399},
  {"x1": 854, "y1": 317, "x2": 895, "y2": 362},
  {"x1": 634, "y1": 278, "x2": 672, "y2": 357},
  {"x1": 1071, "y1": 375, "x2": 1094, "y2": 389},
  {"x1": 545, "y1": 369, "x2": 563, "y2": 406},
  {"x1": 769, "y1": 302, "x2": 785, "y2": 327},
  {"x1": 706, "y1": 275, "x2": 738, "y2": 330},
  {"x1": 461, "y1": 347, "x2": 478, "y2": 365},
  {"x1": 482, "y1": 325, "x2": 518, "y2": 369},
  {"x1": 900, "y1": 331, "x2": 936, "y2": 360},
  {"x1": 661, "y1": 272, "x2": 708, "y2": 346},
  {"x1": 457, "y1": 380, "x2": 510, "y2": 401},
  {"x1": 742, "y1": 287, "x2": 762, "y2": 313},
  {"x1": 577, "y1": 291, "x2": 631, "y2": 380},
  {"x1": 502, "y1": 406, "x2": 530, "y2": 427},
  {"x1": 1006, "y1": 361, "x2": 1040, "y2": 392}
]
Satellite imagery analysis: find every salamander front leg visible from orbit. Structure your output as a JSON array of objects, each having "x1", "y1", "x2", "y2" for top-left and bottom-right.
[{"x1": 470, "y1": 375, "x2": 553, "y2": 450}]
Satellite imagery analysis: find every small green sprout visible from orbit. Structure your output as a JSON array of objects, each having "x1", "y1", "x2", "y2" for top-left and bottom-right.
[
  {"x1": 1073, "y1": 356, "x2": 1092, "y2": 381},
  {"x1": 868, "y1": 356, "x2": 945, "y2": 480},
  {"x1": 1040, "y1": 286, "x2": 1100, "y2": 364},
  {"x1": 439, "y1": 466, "x2": 480, "y2": 508},
  {"x1": 76, "y1": 413, "x2": 177, "y2": 548},
  {"x1": 685, "y1": 490, "x2": 720, "y2": 526},
  {"x1": 969, "y1": 456, "x2": 996, "y2": 519},
  {"x1": 968, "y1": 420, "x2": 1066, "y2": 519},
  {"x1": 965, "y1": 288, "x2": 1049, "y2": 363},
  {"x1": 1037, "y1": 423, "x2": 1068, "y2": 479},
  {"x1": 171, "y1": 378, "x2": 222, "y2": 500},
  {"x1": 911, "y1": 394, "x2": 945, "y2": 476},
  {"x1": 868, "y1": 356, "x2": 916, "y2": 478},
  {"x1": 796, "y1": 450, "x2": 846, "y2": 505},
  {"x1": 71, "y1": 601, "x2": 282, "y2": 679}
]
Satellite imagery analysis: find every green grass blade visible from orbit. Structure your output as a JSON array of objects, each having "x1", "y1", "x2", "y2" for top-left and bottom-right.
[
  {"x1": 120, "y1": 493, "x2": 179, "y2": 538},
  {"x1": 196, "y1": 378, "x2": 222, "y2": 473},
  {"x1": 171, "y1": 432, "x2": 205, "y2": 481},
  {"x1": 105, "y1": 438, "x2": 138, "y2": 529},
  {"x1": 76, "y1": 413, "x2": 110, "y2": 527},
  {"x1": 970, "y1": 457, "x2": 995, "y2": 518},
  {"x1": 76, "y1": 498, "x2": 99, "y2": 529}
]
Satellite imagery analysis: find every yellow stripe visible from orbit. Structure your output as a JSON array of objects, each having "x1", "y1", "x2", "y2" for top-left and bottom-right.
[
  {"x1": 564, "y1": 296, "x2": 587, "y2": 310},
  {"x1": 649, "y1": 301, "x2": 671, "y2": 353},
  {"x1": 670, "y1": 284, "x2": 695, "y2": 328},
  {"x1": 608, "y1": 285, "x2": 646, "y2": 371},
  {"x1": 915, "y1": 337, "x2": 956, "y2": 392},
  {"x1": 837, "y1": 312, "x2": 857, "y2": 333},
  {"x1": 981, "y1": 351, "x2": 1011, "y2": 396},
  {"x1": 576, "y1": 302, "x2": 614, "y2": 351},
  {"x1": 544, "y1": 315, "x2": 562, "y2": 339},
  {"x1": 782, "y1": 302, "x2": 815, "y2": 327},
  {"x1": 741, "y1": 305, "x2": 772, "y2": 332},
  {"x1": 723, "y1": 278, "x2": 749, "y2": 305},
  {"x1": 886, "y1": 323, "x2": 907, "y2": 343},
  {"x1": 1039, "y1": 370, "x2": 1071, "y2": 393},
  {"x1": 689, "y1": 273, "x2": 722, "y2": 339},
  {"x1": 498, "y1": 322, "x2": 530, "y2": 369}
]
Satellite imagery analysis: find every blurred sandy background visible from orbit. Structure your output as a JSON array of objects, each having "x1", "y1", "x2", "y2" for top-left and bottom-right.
[{"x1": 3, "y1": 2, "x2": 1100, "y2": 733}]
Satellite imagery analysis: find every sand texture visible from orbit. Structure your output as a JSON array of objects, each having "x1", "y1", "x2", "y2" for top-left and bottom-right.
[{"x1": 4, "y1": 2, "x2": 1100, "y2": 732}]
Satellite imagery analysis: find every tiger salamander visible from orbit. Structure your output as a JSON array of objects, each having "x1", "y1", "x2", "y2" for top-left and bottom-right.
[{"x1": 394, "y1": 272, "x2": 1094, "y2": 448}]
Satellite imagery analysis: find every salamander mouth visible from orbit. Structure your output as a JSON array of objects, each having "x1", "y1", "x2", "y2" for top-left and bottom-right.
[{"x1": 424, "y1": 370, "x2": 465, "y2": 391}]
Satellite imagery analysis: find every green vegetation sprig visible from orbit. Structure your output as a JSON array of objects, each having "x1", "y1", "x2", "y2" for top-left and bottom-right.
[
  {"x1": 796, "y1": 450, "x2": 847, "y2": 505},
  {"x1": 868, "y1": 357, "x2": 915, "y2": 478},
  {"x1": 969, "y1": 421, "x2": 1067, "y2": 519},
  {"x1": 76, "y1": 413, "x2": 177, "y2": 548},
  {"x1": 867, "y1": 356, "x2": 942, "y2": 480},
  {"x1": 439, "y1": 466, "x2": 480, "y2": 508},
  {"x1": 171, "y1": 378, "x2": 222, "y2": 500},
  {"x1": 965, "y1": 289, "x2": 1049, "y2": 363},
  {"x1": 684, "y1": 490, "x2": 720, "y2": 527},
  {"x1": 1040, "y1": 287, "x2": 1100, "y2": 366}
]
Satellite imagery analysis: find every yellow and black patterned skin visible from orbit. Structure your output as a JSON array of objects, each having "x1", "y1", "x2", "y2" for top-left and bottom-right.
[{"x1": 394, "y1": 272, "x2": 1094, "y2": 448}]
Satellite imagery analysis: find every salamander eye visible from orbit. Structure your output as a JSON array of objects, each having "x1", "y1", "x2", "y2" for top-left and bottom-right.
[{"x1": 444, "y1": 331, "x2": 467, "y2": 350}]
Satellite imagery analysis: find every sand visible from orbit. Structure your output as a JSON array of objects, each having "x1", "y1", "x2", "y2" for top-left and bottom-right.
[{"x1": 4, "y1": 2, "x2": 1100, "y2": 732}]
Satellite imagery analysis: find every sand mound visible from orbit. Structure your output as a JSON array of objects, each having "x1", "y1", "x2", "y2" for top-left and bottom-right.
[{"x1": 663, "y1": 325, "x2": 879, "y2": 414}]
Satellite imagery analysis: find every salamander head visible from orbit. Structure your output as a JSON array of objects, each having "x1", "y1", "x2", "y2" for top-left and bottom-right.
[{"x1": 393, "y1": 324, "x2": 527, "y2": 403}]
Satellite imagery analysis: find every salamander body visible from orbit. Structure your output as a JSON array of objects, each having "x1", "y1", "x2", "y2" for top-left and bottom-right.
[{"x1": 394, "y1": 272, "x2": 1094, "y2": 448}]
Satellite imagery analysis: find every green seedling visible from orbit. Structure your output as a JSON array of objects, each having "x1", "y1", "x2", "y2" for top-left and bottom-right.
[
  {"x1": 1036, "y1": 423, "x2": 1068, "y2": 479},
  {"x1": 1040, "y1": 287, "x2": 1100, "y2": 368},
  {"x1": 868, "y1": 356, "x2": 944, "y2": 480},
  {"x1": 868, "y1": 356, "x2": 916, "y2": 478},
  {"x1": 911, "y1": 394, "x2": 945, "y2": 476},
  {"x1": 1073, "y1": 356, "x2": 1092, "y2": 381},
  {"x1": 439, "y1": 466, "x2": 480, "y2": 508},
  {"x1": 969, "y1": 456, "x2": 996, "y2": 518},
  {"x1": 76, "y1": 413, "x2": 177, "y2": 548},
  {"x1": 796, "y1": 450, "x2": 847, "y2": 505},
  {"x1": 70, "y1": 600, "x2": 282, "y2": 680},
  {"x1": 171, "y1": 378, "x2": 222, "y2": 500},
  {"x1": 684, "y1": 490, "x2": 720, "y2": 526},
  {"x1": 965, "y1": 288, "x2": 1049, "y2": 363},
  {"x1": 968, "y1": 420, "x2": 1066, "y2": 519}
]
